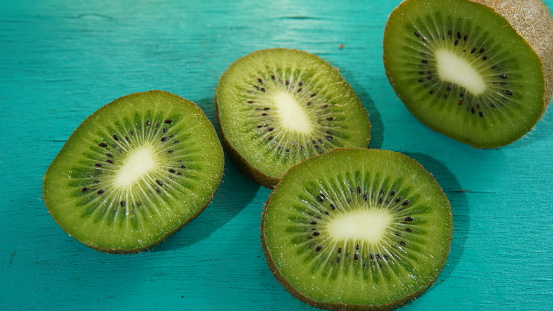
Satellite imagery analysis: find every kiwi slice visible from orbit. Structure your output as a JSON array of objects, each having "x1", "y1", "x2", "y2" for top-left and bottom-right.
[
  {"x1": 216, "y1": 48, "x2": 371, "y2": 188},
  {"x1": 383, "y1": 0, "x2": 553, "y2": 148},
  {"x1": 261, "y1": 148, "x2": 453, "y2": 310},
  {"x1": 43, "y1": 90, "x2": 224, "y2": 253}
]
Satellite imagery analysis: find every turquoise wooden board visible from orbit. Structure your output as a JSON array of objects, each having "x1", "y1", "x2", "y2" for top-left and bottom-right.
[{"x1": 1, "y1": 0, "x2": 552, "y2": 310}]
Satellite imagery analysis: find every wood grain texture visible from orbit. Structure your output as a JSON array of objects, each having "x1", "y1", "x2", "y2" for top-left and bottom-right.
[{"x1": 1, "y1": 0, "x2": 552, "y2": 310}]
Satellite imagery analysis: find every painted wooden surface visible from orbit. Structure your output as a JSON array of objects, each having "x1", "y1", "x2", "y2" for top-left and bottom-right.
[{"x1": 1, "y1": 0, "x2": 552, "y2": 310}]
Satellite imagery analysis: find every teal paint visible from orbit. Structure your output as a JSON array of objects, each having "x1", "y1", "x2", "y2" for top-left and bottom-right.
[{"x1": 1, "y1": 0, "x2": 552, "y2": 310}]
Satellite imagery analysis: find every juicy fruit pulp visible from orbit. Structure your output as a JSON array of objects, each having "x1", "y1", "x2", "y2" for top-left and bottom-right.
[
  {"x1": 216, "y1": 48, "x2": 371, "y2": 187},
  {"x1": 262, "y1": 149, "x2": 453, "y2": 310},
  {"x1": 43, "y1": 91, "x2": 224, "y2": 253},
  {"x1": 384, "y1": 0, "x2": 549, "y2": 148}
]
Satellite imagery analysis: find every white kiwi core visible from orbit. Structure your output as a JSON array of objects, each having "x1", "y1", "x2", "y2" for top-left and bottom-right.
[
  {"x1": 435, "y1": 48, "x2": 486, "y2": 95},
  {"x1": 115, "y1": 145, "x2": 157, "y2": 187},
  {"x1": 327, "y1": 209, "x2": 392, "y2": 243},
  {"x1": 273, "y1": 91, "x2": 312, "y2": 133}
]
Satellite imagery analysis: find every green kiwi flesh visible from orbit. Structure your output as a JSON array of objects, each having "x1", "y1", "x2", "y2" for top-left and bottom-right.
[
  {"x1": 384, "y1": 0, "x2": 553, "y2": 148},
  {"x1": 216, "y1": 48, "x2": 371, "y2": 188},
  {"x1": 43, "y1": 91, "x2": 224, "y2": 253},
  {"x1": 261, "y1": 148, "x2": 453, "y2": 310}
]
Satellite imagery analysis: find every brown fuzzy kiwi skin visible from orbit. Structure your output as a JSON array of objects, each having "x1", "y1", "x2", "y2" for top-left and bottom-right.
[
  {"x1": 470, "y1": 0, "x2": 553, "y2": 106},
  {"x1": 43, "y1": 90, "x2": 225, "y2": 254},
  {"x1": 260, "y1": 148, "x2": 452, "y2": 311}
]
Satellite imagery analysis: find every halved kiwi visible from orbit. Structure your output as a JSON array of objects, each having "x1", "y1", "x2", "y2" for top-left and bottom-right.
[
  {"x1": 261, "y1": 148, "x2": 453, "y2": 310},
  {"x1": 43, "y1": 90, "x2": 224, "y2": 253},
  {"x1": 384, "y1": 0, "x2": 553, "y2": 148},
  {"x1": 216, "y1": 48, "x2": 371, "y2": 188}
]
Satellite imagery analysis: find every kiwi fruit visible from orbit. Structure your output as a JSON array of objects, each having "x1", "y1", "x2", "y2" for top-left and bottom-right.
[
  {"x1": 383, "y1": 0, "x2": 553, "y2": 148},
  {"x1": 43, "y1": 90, "x2": 224, "y2": 253},
  {"x1": 261, "y1": 148, "x2": 453, "y2": 310},
  {"x1": 215, "y1": 48, "x2": 371, "y2": 188}
]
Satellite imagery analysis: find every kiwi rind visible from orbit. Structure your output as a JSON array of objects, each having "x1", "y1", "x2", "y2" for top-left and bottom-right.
[
  {"x1": 474, "y1": 0, "x2": 553, "y2": 103},
  {"x1": 43, "y1": 90, "x2": 224, "y2": 253},
  {"x1": 261, "y1": 148, "x2": 453, "y2": 310},
  {"x1": 216, "y1": 48, "x2": 371, "y2": 188},
  {"x1": 383, "y1": 0, "x2": 553, "y2": 148}
]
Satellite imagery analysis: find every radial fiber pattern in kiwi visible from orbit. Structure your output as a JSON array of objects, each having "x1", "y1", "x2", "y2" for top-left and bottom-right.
[
  {"x1": 384, "y1": 0, "x2": 545, "y2": 148},
  {"x1": 262, "y1": 148, "x2": 452, "y2": 309},
  {"x1": 70, "y1": 112, "x2": 198, "y2": 227},
  {"x1": 238, "y1": 73, "x2": 349, "y2": 164},
  {"x1": 44, "y1": 91, "x2": 224, "y2": 253},
  {"x1": 408, "y1": 16, "x2": 521, "y2": 120},
  {"x1": 289, "y1": 174, "x2": 427, "y2": 281},
  {"x1": 216, "y1": 48, "x2": 370, "y2": 186}
]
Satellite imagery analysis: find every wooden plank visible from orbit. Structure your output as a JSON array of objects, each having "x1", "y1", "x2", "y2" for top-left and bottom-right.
[{"x1": 1, "y1": 0, "x2": 552, "y2": 310}]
